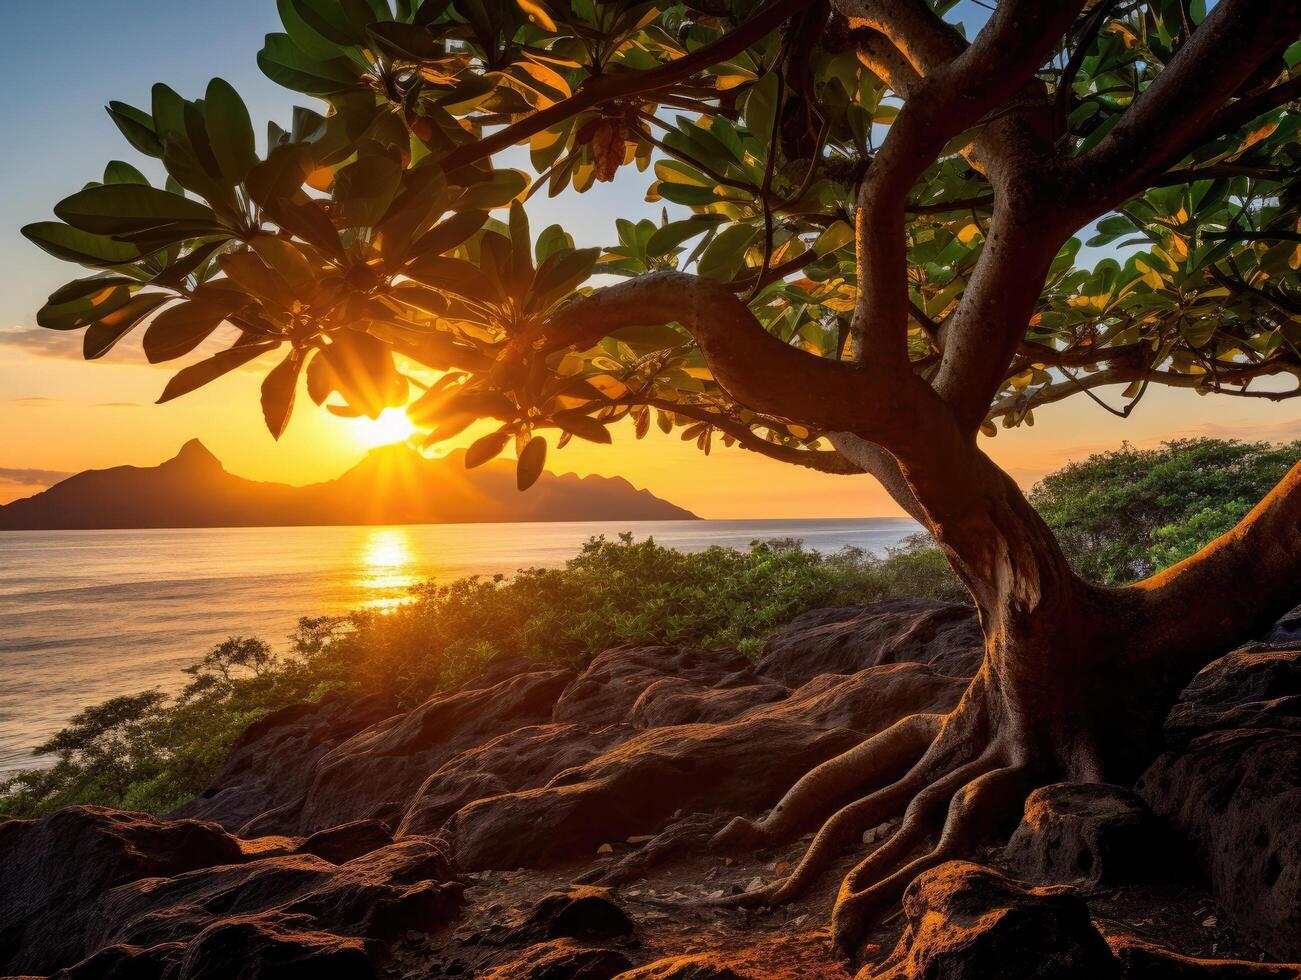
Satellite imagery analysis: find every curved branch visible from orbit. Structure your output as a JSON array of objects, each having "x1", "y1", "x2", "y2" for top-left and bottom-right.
[
  {"x1": 1065, "y1": 0, "x2": 1301, "y2": 222},
  {"x1": 1132, "y1": 456, "x2": 1301, "y2": 676},
  {"x1": 529, "y1": 271, "x2": 940, "y2": 444},
  {"x1": 439, "y1": 0, "x2": 805, "y2": 173},
  {"x1": 640, "y1": 397, "x2": 864, "y2": 474}
]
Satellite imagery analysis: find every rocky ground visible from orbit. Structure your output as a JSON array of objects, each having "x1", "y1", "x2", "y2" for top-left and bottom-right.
[{"x1": 2, "y1": 597, "x2": 1299, "y2": 979}]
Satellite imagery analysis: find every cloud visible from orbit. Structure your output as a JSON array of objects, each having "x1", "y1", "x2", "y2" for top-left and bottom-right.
[
  {"x1": 1180, "y1": 417, "x2": 1301, "y2": 444},
  {"x1": 0, "y1": 467, "x2": 71, "y2": 488},
  {"x1": 5, "y1": 395, "x2": 143, "y2": 409},
  {"x1": 0, "y1": 325, "x2": 84, "y2": 360}
]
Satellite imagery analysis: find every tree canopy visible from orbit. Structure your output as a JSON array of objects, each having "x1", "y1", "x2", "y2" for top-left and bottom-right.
[{"x1": 23, "y1": 0, "x2": 1301, "y2": 489}]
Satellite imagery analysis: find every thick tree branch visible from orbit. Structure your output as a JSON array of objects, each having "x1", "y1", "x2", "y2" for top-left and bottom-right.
[
  {"x1": 527, "y1": 271, "x2": 943, "y2": 445},
  {"x1": 438, "y1": 0, "x2": 805, "y2": 173},
  {"x1": 1131, "y1": 456, "x2": 1301, "y2": 675},
  {"x1": 1064, "y1": 0, "x2": 1301, "y2": 222}
]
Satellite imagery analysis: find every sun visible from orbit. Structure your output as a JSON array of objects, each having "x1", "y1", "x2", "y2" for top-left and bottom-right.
[{"x1": 347, "y1": 407, "x2": 416, "y2": 448}]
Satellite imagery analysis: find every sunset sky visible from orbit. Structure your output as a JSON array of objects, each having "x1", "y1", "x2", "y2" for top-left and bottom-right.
[{"x1": 3, "y1": 1, "x2": 1298, "y2": 517}]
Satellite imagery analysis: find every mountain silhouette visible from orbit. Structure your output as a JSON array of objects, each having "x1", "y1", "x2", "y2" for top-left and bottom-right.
[{"x1": 0, "y1": 439, "x2": 697, "y2": 530}]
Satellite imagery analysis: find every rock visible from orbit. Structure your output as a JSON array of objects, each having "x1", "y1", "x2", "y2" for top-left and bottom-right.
[
  {"x1": 511, "y1": 886, "x2": 635, "y2": 943},
  {"x1": 1162, "y1": 646, "x2": 1301, "y2": 744},
  {"x1": 552, "y1": 646, "x2": 760, "y2": 727},
  {"x1": 173, "y1": 913, "x2": 375, "y2": 979},
  {"x1": 397, "y1": 723, "x2": 632, "y2": 838},
  {"x1": 1138, "y1": 644, "x2": 1301, "y2": 960},
  {"x1": 0, "y1": 806, "x2": 245, "y2": 976},
  {"x1": 615, "y1": 953, "x2": 749, "y2": 979},
  {"x1": 742, "y1": 662, "x2": 965, "y2": 735},
  {"x1": 448, "y1": 715, "x2": 862, "y2": 871},
  {"x1": 297, "y1": 819, "x2": 393, "y2": 864},
  {"x1": 757, "y1": 598, "x2": 982, "y2": 686},
  {"x1": 627, "y1": 676, "x2": 788, "y2": 730},
  {"x1": 1005, "y1": 783, "x2": 1171, "y2": 887},
  {"x1": 53, "y1": 942, "x2": 184, "y2": 980},
  {"x1": 282, "y1": 667, "x2": 576, "y2": 835},
  {"x1": 1263, "y1": 605, "x2": 1301, "y2": 645},
  {"x1": 170, "y1": 692, "x2": 394, "y2": 833},
  {"x1": 862, "y1": 861, "x2": 1122, "y2": 980},
  {"x1": 479, "y1": 940, "x2": 633, "y2": 979}
]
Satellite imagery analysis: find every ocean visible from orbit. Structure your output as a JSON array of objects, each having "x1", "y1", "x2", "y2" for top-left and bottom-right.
[{"x1": 0, "y1": 518, "x2": 918, "y2": 773}]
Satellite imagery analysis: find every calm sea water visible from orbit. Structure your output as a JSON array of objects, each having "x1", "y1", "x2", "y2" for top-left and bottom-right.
[{"x1": 0, "y1": 518, "x2": 917, "y2": 772}]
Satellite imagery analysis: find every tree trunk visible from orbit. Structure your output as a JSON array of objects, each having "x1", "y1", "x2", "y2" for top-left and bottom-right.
[{"x1": 717, "y1": 437, "x2": 1301, "y2": 955}]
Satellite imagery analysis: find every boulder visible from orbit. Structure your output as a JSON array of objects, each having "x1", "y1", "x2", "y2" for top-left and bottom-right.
[
  {"x1": 170, "y1": 692, "x2": 394, "y2": 832},
  {"x1": 449, "y1": 715, "x2": 863, "y2": 870},
  {"x1": 862, "y1": 861, "x2": 1122, "y2": 980},
  {"x1": 0, "y1": 806, "x2": 245, "y2": 976},
  {"x1": 552, "y1": 646, "x2": 760, "y2": 727},
  {"x1": 277, "y1": 667, "x2": 576, "y2": 835},
  {"x1": 171, "y1": 914, "x2": 375, "y2": 979},
  {"x1": 296, "y1": 819, "x2": 393, "y2": 864},
  {"x1": 511, "y1": 886, "x2": 636, "y2": 943},
  {"x1": 1005, "y1": 783, "x2": 1171, "y2": 887},
  {"x1": 87, "y1": 838, "x2": 462, "y2": 954},
  {"x1": 1264, "y1": 605, "x2": 1301, "y2": 645},
  {"x1": 741, "y1": 662, "x2": 966, "y2": 735},
  {"x1": 479, "y1": 940, "x2": 633, "y2": 979},
  {"x1": 1138, "y1": 645, "x2": 1301, "y2": 961},
  {"x1": 627, "y1": 676, "x2": 788, "y2": 730},
  {"x1": 398, "y1": 723, "x2": 633, "y2": 838},
  {"x1": 757, "y1": 598, "x2": 982, "y2": 686}
]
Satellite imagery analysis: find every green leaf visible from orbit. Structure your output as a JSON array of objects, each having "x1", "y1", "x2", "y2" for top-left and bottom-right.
[
  {"x1": 204, "y1": 78, "x2": 259, "y2": 185},
  {"x1": 451, "y1": 170, "x2": 527, "y2": 211},
  {"x1": 410, "y1": 209, "x2": 488, "y2": 256},
  {"x1": 143, "y1": 300, "x2": 236, "y2": 363},
  {"x1": 53, "y1": 185, "x2": 217, "y2": 236},
  {"x1": 106, "y1": 101, "x2": 163, "y2": 158},
  {"x1": 83, "y1": 293, "x2": 173, "y2": 360},
  {"x1": 646, "y1": 215, "x2": 727, "y2": 257},
  {"x1": 261, "y1": 349, "x2": 304, "y2": 439},
  {"x1": 527, "y1": 247, "x2": 598, "y2": 311},
  {"x1": 46, "y1": 275, "x2": 138, "y2": 305},
  {"x1": 22, "y1": 222, "x2": 142, "y2": 267},
  {"x1": 698, "y1": 224, "x2": 758, "y2": 281},
  {"x1": 812, "y1": 220, "x2": 853, "y2": 257},
  {"x1": 38, "y1": 285, "x2": 135, "y2": 330},
  {"x1": 508, "y1": 200, "x2": 534, "y2": 293},
  {"x1": 158, "y1": 341, "x2": 279, "y2": 403},
  {"x1": 333, "y1": 153, "x2": 404, "y2": 227},
  {"x1": 516, "y1": 434, "x2": 547, "y2": 490},
  {"x1": 368, "y1": 21, "x2": 441, "y2": 58},
  {"x1": 246, "y1": 144, "x2": 312, "y2": 212},
  {"x1": 258, "y1": 33, "x2": 361, "y2": 95},
  {"x1": 103, "y1": 161, "x2": 150, "y2": 186},
  {"x1": 551, "y1": 410, "x2": 611, "y2": 443},
  {"x1": 465, "y1": 430, "x2": 511, "y2": 467}
]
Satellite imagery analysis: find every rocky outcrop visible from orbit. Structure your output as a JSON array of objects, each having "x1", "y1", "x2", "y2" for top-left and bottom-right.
[
  {"x1": 1006, "y1": 783, "x2": 1171, "y2": 888},
  {"x1": 863, "y1": 861, "x2": 1123, "y2": 980},
  {"x1": 480, "y1": 939, "x2": 634, "y2": 979},
  {"x1": 267, "y1": 667, "x2": 577, "y2": 835},
  {"x1": 0, "y1": 805, "x2": 461, "y2": 977},
  {"x1": 756, "y1": 598, "x2": 982, "y2": 685},
  {"x1": 0, "y1": 806, "x2": 246, "y2": 975},
  {"x1": 170, "y1": 692, "x2": 395, "y2": 832},
  {"x1": 1138, "y1": 643, "x2": 1301, "y2": 961}
]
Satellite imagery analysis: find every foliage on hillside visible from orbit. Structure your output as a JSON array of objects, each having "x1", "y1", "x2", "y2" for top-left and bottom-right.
[
  {"x1": 3, "y1": 438, "x2": 1295, "y2": 820},
  {"x1": 1032, "y1": 438, "x2": 1301, "y2": 583},
  {"x1": 0, "y1": 533, "x2": 961, "y2": 819}
]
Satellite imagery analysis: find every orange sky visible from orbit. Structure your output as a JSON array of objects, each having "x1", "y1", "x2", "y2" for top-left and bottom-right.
[
  {"x1": 2, "y1": 1, "x2": 1297, "y2": 518},
  {"x1": 3, "y1": 326, "x2": 1299, "y2": 516}
]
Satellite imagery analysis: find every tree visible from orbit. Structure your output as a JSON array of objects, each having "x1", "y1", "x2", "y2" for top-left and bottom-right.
[{"x1": 23, "y1": 0, "x2": 1301, "y2": 955}]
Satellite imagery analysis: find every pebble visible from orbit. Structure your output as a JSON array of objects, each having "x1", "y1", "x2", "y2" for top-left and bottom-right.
[
  {"x1": 746, "y1": 877, "x2": 765, "y2": 892},
  {"x1": 597, "y1": 843, "x2": 614, "y2": 855}
]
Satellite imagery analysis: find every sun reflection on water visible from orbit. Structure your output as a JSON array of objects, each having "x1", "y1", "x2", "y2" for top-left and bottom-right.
[{"x1": 357, "y1": 528, "x2": 419, "y2": 613}]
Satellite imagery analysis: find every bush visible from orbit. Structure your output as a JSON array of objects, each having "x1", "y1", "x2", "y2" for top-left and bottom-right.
[
  {"x1": 1030, "y1": 438, "x2": 1300, "y2": 583},
  {"x1": 0, "y1": 533, "x2": 959, "y2": 818}
]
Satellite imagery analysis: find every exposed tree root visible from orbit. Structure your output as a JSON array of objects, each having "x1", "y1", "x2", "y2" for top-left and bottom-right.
[{"x1": 699, "y1": 673, "x2": 1099, "y2": 957}]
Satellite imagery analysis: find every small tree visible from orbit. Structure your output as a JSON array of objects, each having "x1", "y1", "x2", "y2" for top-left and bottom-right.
[{"x1": 24, "y1": 0, "x2": 1301, "y2": 953}]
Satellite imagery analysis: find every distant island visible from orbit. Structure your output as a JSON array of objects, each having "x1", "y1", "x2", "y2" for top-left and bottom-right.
[{"x1": 0, "y1": 439, "x2": 697, "y2": 530}]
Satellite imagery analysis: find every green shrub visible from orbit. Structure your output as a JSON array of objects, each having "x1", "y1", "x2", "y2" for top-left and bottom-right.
[{"x1": 0, "y1": 534, "x2": 958, "y2": 818}]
